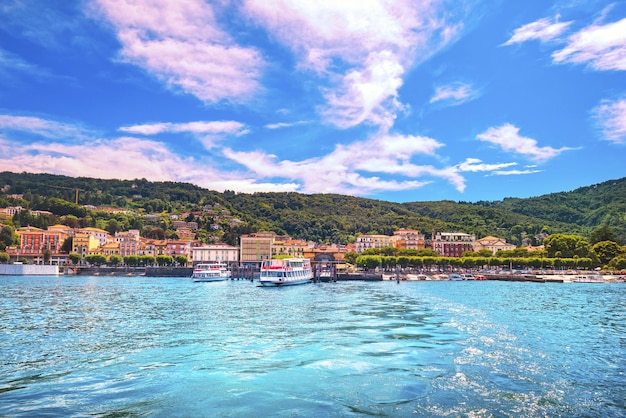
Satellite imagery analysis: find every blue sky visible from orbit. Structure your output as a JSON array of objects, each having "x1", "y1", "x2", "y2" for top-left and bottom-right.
[{"x1": 0, "y1": 0, "x2": 624, "y2": 203}]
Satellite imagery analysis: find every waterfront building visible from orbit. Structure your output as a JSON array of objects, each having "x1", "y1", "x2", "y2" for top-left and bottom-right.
[
  {"x1": 17, "y1": 227, "x2": 66, "y2": 256},
  {"x1": 73, "y1": 232, "x2": 101, "y2": 259},
  {"x1": 191, "y1": 243, "x2": 239, "y2": 265},
  {"x1": 393, "y1": 229, "x2": 426, "y2": 250},
  {"x1": 100, "y1": 241, "x2": 120, "y2": 258},
  {"x1": 79, "y1": 227, "x2": 110, "y2": 246},
  {"x1": 474, "y1": 236, "x2": 516, "y2": 255},
  {"x1": 239, "y1": 231, "x2": 276, "y2": 267},
  {"x1": 140, "y1": 239, "x2": 168, "y2": 257},
  {"x1": 272, "y1": 238, "x2": 307, "y2": 258},
  {"x1": 48, "y1": 224, "x2": 74, "y2": 237},
  {"x1": 431, "y1": 231, "x2": 476, "y2": 257},
  {"x1": 166, "y1": 240, "x2": 200, "y2": 262},
  {"x1": 8, "y1": 226, "x2": 68, "y2": 265},
  {"x1": 355, "y1": 234, "x2": 394, "y2": 253},
  {"x1": 115, "y1": 229, "x2": 141, "y2": 257}
]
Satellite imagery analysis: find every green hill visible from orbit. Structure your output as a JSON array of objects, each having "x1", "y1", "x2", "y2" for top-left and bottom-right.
[{"x1": 0, "y1": 171, "x2": 623, "y2": 245}]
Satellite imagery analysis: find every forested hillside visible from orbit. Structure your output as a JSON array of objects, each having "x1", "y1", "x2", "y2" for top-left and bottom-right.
[
  {"x1": 481, "y1": 177, "x2": 626, "y2": 244},
  {"x1": 0, "y1": 171, "x2": 622, "y2": 245}
]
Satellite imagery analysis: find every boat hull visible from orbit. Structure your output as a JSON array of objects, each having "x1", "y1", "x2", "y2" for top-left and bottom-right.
[
  {"x1": 259, "y1": 278, "x2": 311, "y2": 287},
  {"x1": 193, "y1": 276, "x2": 229, "y2": 282}
]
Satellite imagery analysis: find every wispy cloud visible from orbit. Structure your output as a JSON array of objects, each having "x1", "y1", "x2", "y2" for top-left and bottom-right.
[
  {"x1": 503, "y1": 16, "x2": 572, "y2": 45},
  {"x1": 0, "y1": 114, "x2": 466, "y2": 196},
  {"x1": 476, "y1": 123, "x2": 573, "y2": 162},
  {"x1": 504, "y1": 14, "x2": 626, "y2": 72},
  {"x1": 455, "y1": 158, "x2": 517, "y2": 172},
  {"x1": 243, "y1": 0, "x2": 476, "y2": 129},
  {"x1": 592, "y1": 98, "x2": 626, "y2": 144},
  {"x1": 0, "y1": 115, "x2": 297, "y2": 192},
  {"x1": 0, "y1": 48, "x2": 51, "y2": 81},
  {"x1": 91, "y1": 0, "x2": 264, "y2": 104},
  {"x1": 265, "y1": 120, "x2": 311, "y2": 130},
  {"x1": 491, "y1": 168, "x2": 543, "y2": 176},
  {"x1": 223, "y1": 131, "x2": 466, "y2": 195},
  {"x1": 430, "y1": 82, "x2": 480, "y2": 106},
  {"x1": 552, "y1": 17, "x2": 626, "y2": 71},
  {"x1": 119, "y1": 121, "x2": 249, "y2": 136},
  {"x1": 0, "y1": 114, "x2": 93, "y2": 140}
]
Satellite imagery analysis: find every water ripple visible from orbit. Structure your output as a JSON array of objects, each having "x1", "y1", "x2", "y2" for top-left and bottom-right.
[{"x1": 0, "y1": 277, "x2": 623, "y2": 417}]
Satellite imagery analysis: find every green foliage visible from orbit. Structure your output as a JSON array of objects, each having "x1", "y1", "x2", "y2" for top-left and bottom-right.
[
  {"x1": 124, "y1": 255, "x2": 139, "y2": 266},
  {"x1": 61, "y1": 237, "x2": 73, "y2": 254},
  {"x1": 141, "y1": 255, "x2": 156, "y2": 266},
  {"x1": 344, "y1": 252, "x2": 358, "y2": 265},
  {"x1": 156, "y1": 255, "x2": 174, "y2": 266},
  {"x1": 0, "y1": 252, "x2": 9, "y2": 263},
  {"x1": 175, "y1": 255, "x2": 188, "y2": 266},
  {"x1": 1, "y1": 171, "x2": 625, "y2": 250},
  {"x1": 590, "y1": 226, "x2": 618, "y2": 245},
  {"x1": 591, "y1": 241, "x2": 624, "y2": 265},
  {"x1": 488, "y1": 178, "x2": 626, "y2": 244},
  {"x1": 0, "y1": 225, "x2": 16, "y2": 250},
  {"x1": 544, "y1": 234, "x2": 590, "y2": 258},
  {"x1": 85, "y1": 254, "x2": 107, "y2": 265},
  {"x1": 68, "y1": 253, "x2": 82, "y2": 264},
  {"x1": 108, "y1": 254, "x2": 122, "y2": 266},
  {"x1": 609, "y1": 256, "x2": 626, "y2": 270}
]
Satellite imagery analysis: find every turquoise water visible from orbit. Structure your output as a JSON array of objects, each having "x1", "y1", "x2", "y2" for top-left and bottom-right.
[{"x1": 0, "y1": 277, "x2": 624, "y2": 417}]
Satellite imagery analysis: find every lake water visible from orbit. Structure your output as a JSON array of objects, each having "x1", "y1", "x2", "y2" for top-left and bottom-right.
[{"x1": 0, "y1": 276, "x2": 624, "y2": 417}]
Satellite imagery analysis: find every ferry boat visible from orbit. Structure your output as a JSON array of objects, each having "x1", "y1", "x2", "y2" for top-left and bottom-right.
[
  {"x1": 192, "y1": 262, "x2": 230, "y2": 282},
  {"x1": 572, "y1": 274, "x2": 605, "y2": 283},
  {"x1": 259, "y1": 258, "x2": 313, "y2": 287}
]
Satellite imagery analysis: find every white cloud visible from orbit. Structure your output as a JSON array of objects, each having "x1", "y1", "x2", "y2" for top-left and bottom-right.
[
  {"x1": 491, "y1": 169, "x2": 543, "y2": 176},
  {"x1": 430, "y1": 82, "x2": 480, "y2": 106},
  {"x1": 503, "y1": 17, "x2": 572, "y2": 45},
  {"x1": 0, "y1": 114, "x2": 467, "y2": 197},
  {"x1": 476, "y1": 123, "x2": 572, "y2": 162},
  {"x1": 120, "y1": 120, "x2": 248, "y2": 136},
  {"x1": 91, "y1": 0, "x2": 264, "y2": 104},
  {"x1": 243, "y1": 0, "x2": 474, "y2": 129},
  {"x1": 592, "y1": 98, "x2": 626, "y2": 144},
  {"x1": 456, "y1": 158, "x2": 517, "y2": 172},
  {"x1": 504, "y1": 15, "x2": 626, "y2": 72},
  {"x1": 265, "y1": 120, "x2": 311, "y2": 130},
  {"x1": 223, "y1": 131, "x2": 467, "y2": 195},
  {"x1": 552, "y1": 17, "x2": 626, "y2": 71},
  {"x1": 0, "y1": 114, "x2": 93, "y2": 139}
]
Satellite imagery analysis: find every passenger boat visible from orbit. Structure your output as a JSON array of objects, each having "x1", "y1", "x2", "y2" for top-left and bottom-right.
[
  {"x1": 259, "y1": 258, "x2": 313, "y2": 287},
  {"x1": 192, "y1": 262, "x2": 230, "y2": 282},
  {"x1": 572, "y1": 274, "x2": 604, "y2": 283},
  {"x1": 318, "y1": 268, "x2": 335, "y2": 282}
]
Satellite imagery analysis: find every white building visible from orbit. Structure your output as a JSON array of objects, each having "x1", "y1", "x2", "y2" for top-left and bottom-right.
[
  {"x1": 355, "y1": 234, "x2": 394, "y2": 253},
  {"x1": 192, "y1": 243, "x2": 239, "y2": 265}
]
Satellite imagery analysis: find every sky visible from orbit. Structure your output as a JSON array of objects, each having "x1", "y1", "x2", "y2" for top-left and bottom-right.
[{"x1": 0, "y1": 0, "x2": 624, "y2": 203}]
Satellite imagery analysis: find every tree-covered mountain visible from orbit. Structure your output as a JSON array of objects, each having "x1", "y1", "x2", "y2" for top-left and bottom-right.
[
  {"x1": 0, "y1": 171, "x2": 623, "y2": 245},
  {"x1": 479, "y1": 177, "x2": 626, "y2": 244}
]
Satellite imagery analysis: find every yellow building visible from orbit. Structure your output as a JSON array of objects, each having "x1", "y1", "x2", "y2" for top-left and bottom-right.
[
  {"x1": 355, "y1": 234, "x2": 395, "y2": 253},
  {"x1": 73, "y1": 232, "x2": 101, "y2": 259},
  {"x1": 100, "y1": 241, "x2": 120, "y2": 257},
  {"x1": 272, "y1": 238, "x2": 308, "y2": 258}
]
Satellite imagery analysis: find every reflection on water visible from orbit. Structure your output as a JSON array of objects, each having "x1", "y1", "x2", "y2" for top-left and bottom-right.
[{"x1": 0, "y1": 277, "x2": 624, "y2": 417}]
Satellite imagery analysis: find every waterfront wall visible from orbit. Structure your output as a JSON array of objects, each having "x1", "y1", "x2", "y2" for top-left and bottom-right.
[
  {"x1": 0, "y1": 264, "x2": 59, "y2": 276},
  {"x1": 336, "y1": 273, "x2": 383, "y2": 281},
  {"x1": 145, "y1": 267, "x2": 193, "y2": 277}
]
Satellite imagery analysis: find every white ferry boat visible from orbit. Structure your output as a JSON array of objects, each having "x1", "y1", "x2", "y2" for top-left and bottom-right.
[
  {"x1": 572, "y1": 273, "x2": 605, "y2": 283},
  {"x1": 259, "y1": 258, "x2": 312, "y2": 287},
  {"x1": 192, "y1": 262, "x2": 230, "y2": 282}
]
